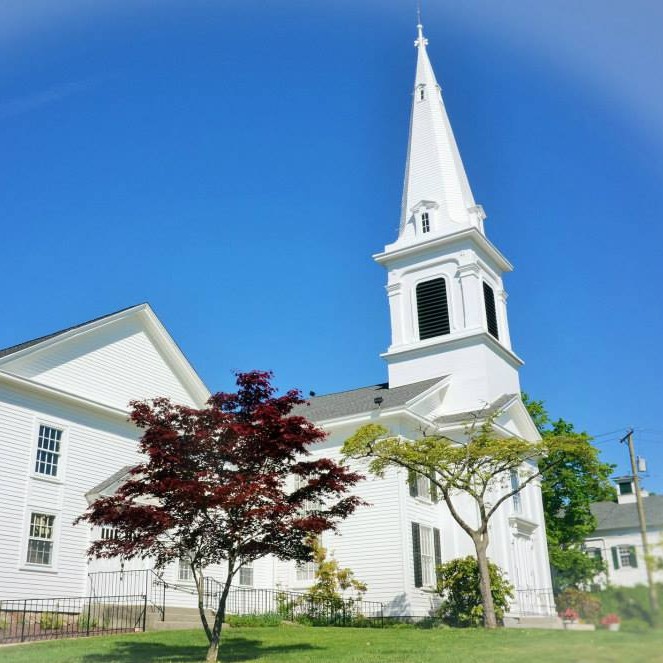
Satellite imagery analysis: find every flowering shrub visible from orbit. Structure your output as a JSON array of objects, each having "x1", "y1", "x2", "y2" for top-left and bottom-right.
[
  {"x1": 560, "y1": 608, "x2": 579, "y2": 621},
  {"x1": 601, "y1": 613, "x2": 620, "y2": 626}
]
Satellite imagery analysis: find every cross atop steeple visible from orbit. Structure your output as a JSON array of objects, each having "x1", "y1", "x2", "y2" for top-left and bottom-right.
[{"x1": 397, "y1": 22, "x2": 485, "y2": 246}]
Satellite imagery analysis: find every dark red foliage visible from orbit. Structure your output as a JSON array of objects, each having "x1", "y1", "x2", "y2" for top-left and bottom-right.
[{"x1": 76, "y1": 371, "x2": 364, "y2": 573}]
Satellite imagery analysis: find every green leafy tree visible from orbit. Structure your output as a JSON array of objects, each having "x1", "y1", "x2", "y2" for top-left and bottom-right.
[
  {"x1": 304, "y1": 539, "x2": 367, "y2": 615},
  {"x1": 436, "y1": 556, "x2": 513, "y2": 627},
  {"x1": 522, "y1": 393, "x2": 616, "y2": 590},
  {"x1": 342, "y1": 419, "x2": 598, "y2": 628}
]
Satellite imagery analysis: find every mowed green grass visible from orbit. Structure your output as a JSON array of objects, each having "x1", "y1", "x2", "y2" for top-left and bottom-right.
[{"x1": 1, "y1": 626, "x2": 662, "y2": 663}]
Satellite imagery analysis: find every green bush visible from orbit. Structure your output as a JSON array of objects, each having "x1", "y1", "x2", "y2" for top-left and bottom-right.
[
  {"x1": 226, "y1": 613, "x2": 282, "y2": 627},
  {"x1": 587, "y1": 584, "x2": 662, "y2": 631},
  {"x1": 39, "y1": 612, "x2": 64, "y2": 630},
  {"x1": 435, "y1": 556, "x2": 513, "y2": 627},
  {"x1": 77, "y1": 613, "x2": 99, "y2": 630},
  {"x1": 555, "y1": 588, "x2": 601, "y2": 623}
]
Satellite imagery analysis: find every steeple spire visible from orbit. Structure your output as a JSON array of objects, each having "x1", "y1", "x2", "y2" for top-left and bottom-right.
[{"x1": 399, "y1": 22, "x2": 484, "y2": 242}]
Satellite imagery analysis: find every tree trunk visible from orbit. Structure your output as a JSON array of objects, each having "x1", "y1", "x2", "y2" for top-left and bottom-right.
[
  {"x1": 194, "y1": 570, "x2": 212, "y2": 643},
  {"x1": 473, "y1": 535, "x2": 497, "y2": 629},
  {"x1": 205, "y1": 574, "x2": 233, "y2": 663}
]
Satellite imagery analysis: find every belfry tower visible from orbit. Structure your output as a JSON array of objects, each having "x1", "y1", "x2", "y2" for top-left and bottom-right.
[{"x1": 375, "y1": 22, "x2": 524, "y2": 413}]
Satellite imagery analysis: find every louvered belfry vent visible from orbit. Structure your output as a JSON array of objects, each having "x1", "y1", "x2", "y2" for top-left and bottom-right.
[
  {"x1": 416, "y1": 278, "x2": 450, "y2": 340},
  {"x1": 483, "y1": 282, "x2": 499, "y2": 340}
]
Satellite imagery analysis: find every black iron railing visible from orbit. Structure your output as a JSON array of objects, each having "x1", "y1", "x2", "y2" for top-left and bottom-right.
[
  {"x1": 0, "y1": 593, "x2": 147, "y2": 644},
  {"x1": 203, "y1": 577, "x2": 384, "y2": 627},
  {"x1": 88, "y1": 569, "x2": 166, "y2": 621}
]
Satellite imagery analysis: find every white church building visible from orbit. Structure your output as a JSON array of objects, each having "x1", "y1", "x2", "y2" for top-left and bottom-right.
[{"x1": 0, "y1": 23, "x2": 556, "y2": 622}]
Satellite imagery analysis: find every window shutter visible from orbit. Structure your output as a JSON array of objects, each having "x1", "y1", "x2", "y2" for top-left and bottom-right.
[
  {"x1": 483, "y1": 282, "x2": 499, "y2": 340},
  {"x1": 611, "y1": 546, "x2": 620, "y2": 570},
  {"x1": 411, "y1": 522, "x2": 422, "y2": 588},
  {"x1": 408, "y1": 469, "x2": 418, "y2": 498},
  {"x1": 629, "y1": 546, "x2": 638, "y2": 568},
  {"x1": 429, "y1": 474, "x2": 438, "y2": 502},
  {"x1": 416, "y1": 278, "x2": 450, "y2": 340},
  {"x1": 433, "y1": 528, "x2": 442, "y2": 570}
]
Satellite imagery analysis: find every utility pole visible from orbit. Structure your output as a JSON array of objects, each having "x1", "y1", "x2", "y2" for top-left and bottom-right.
[{"x1": 620, "y1": 429, "x2": 659, "y2": 614}]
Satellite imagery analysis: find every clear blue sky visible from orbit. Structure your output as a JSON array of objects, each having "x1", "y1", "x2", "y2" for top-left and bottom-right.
[{"x1": 2, "y1": 1, "x2": 663, "y2": 490}]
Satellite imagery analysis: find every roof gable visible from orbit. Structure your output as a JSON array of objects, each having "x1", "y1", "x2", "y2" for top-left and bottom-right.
[{"x1": 0, "y1": 304, "x2": 209, "y2": 411}]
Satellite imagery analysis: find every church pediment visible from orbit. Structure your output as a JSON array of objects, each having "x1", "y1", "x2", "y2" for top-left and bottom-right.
[{"x1": 0, "y1": 304, "x2": 209, "y2": 412}]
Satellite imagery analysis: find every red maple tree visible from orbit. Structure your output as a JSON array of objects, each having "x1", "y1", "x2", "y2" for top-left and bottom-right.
[{"x1": 76, "y1": 371, "x2": 364, "y2": 662}]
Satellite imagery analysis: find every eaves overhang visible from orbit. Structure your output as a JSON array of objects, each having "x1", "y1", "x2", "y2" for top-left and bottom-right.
[
  {"x1": 382, "y1": 330, "x2": 524, "y2": 369},
  {"x1": 0, "y1": 369, "x2": 132, "y2": 422},
  {"x1": 373, "y1": 227, "x2": 513, "y2": 273}
]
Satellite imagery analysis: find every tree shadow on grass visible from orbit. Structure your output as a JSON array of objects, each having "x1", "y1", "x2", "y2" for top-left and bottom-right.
[{"x1": 79, "y1": 637, "x2": 322, "y2": 662}]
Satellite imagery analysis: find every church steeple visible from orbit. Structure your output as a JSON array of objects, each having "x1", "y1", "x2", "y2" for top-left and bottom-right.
[
  {"x1": 375, "y1": 23, "x2": 523, "y2": 403},
  {"x1": 399, "y1": 23, "x2": 484, "y2": 244}
]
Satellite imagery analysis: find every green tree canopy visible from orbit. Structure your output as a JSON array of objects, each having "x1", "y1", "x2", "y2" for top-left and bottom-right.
[{"x1": 522, "y1": 393, "x2": 616, "y2": 590}]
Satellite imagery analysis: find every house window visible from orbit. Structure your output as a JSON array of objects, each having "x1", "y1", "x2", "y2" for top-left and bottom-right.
[
  {"x1": 483, "y1": 282, "x2": 499, "y2": 340},
  {"x1": 178, "y1": 559, "x2": 193, "y2": 582},
  {"x1": 294, "y1": 475, "x2": 322, "y2": 514},
  {"x1": 586, "y1": 547, "x2": 602, "y2": 562},
  {"x1": 619, "y1": 481, "x2": 633, "y2": 496},
  {"x1": 100, "y1": 526, "x2": 120, "y2": 541},
  {"x1": 408, "y1": 469, "x2": 437, "y2": 501},
  {"x1": 27, "y1": 513, "x2": 55, "y2": 566},
  {"x1": 619, "y1": 546, "x2": 635, "y2": 568},
  {"x1": 416, "y1": 278, "x2": 450, "y2": 340},
  {"x1": 411, "y1": 522, "x2": 441, "y2": 588},
  {"x1": 421, "y1": 212, "x2": 430, "y2": 233},
  {"x1": 34, "y1": 425, "x2": 63, "y2": 477},
  {"x1": 296, "y1": 561, "x2": 317, "y2": 583},
  {"x1": 239, "y1": 563, "x2": 254, "y2": 587},
  {"x1": 611, "y1": 545, "x2": 637, "y2": 570},
  {"x1": 510, "y1": 470, "x2": 522, "y2": 514}
]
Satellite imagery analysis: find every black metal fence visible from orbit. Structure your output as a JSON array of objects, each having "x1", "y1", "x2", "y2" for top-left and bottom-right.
[
  {"x1": 0, "y1": 594, "x2": 147, "y2": 644},
  {"x1": 204, "y1": 578, "x2": 384, "y2": 627},
  {"x1": 88, "y1": 569, "x2": 166, "y2": 620}
]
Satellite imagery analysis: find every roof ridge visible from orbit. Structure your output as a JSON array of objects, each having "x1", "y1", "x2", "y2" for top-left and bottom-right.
[
  {"x1": 0, "y1": 303, "x2": 147, "y2": 360},
  {"x1": 308, "y1": 377, "x2": 441, "y2": 400}
]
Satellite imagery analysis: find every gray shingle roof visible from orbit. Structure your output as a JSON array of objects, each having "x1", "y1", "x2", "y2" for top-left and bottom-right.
[
  {"x1": 0, "y1": 304, "x2": 144, "y2": 360},
  {"x1": 590, "y1": 495, "x2": 663, "y2": 532},
  {"x1": 434, "y1": 393, "x2": 518, "y2": 424},
  {"x1": 294, "y1": 377, "x2": 443, "y2": 422}
]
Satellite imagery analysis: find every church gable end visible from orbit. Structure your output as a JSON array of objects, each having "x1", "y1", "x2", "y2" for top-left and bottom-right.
[{"x1": 0, "y1": 305, "x2": 208, "y2": 411}]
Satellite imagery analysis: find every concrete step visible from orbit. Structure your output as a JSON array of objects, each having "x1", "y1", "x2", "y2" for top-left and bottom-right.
[{"x1": 505, "y1": 616, "x2": 564, "y2": 630}]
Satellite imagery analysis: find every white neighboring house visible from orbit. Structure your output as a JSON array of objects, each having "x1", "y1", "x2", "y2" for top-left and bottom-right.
[
  {"x1": 0, "y1": 22, "x2": 557, "y2": 621},
  {"x1": 585, "y1": 477, "x2": 663, "y2": 588}
]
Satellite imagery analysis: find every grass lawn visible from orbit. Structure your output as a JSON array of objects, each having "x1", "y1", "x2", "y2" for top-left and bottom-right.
[{"x1": 1, "y1": 626, "x2": 662, "y2": 663}]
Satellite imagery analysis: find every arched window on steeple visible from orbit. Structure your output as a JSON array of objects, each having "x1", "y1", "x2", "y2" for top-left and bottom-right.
[
  {"x1": 483, "y1": 282, "x2": 499, "y2": 340},
  {"x1": 416, "y1": 278, "x2": 450, "y2": 340},
  {"x1": 421, "y1": 212, "x2": 430, "y2": 234}
]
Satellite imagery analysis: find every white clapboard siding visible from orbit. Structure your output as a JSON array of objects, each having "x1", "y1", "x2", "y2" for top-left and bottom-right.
[
  {"x1": 2, "y1": 315, "x2": 199, "y2": 411},
  {"x1": 0, "y1": 383, "x2": 142, "y2": 600}
]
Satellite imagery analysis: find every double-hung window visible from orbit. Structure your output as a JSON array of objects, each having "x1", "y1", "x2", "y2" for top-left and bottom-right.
[
  {"x1": 27, "y1": 513, "x2": 55, "y2": 566},
  {"x1": 411, "y1": 522, "x2": 441, "y2": 588},
  {"x1": 239, "y1": 563, "x2": 254, "y2": 587},
  {"x1": 408, "y1": 469, "x2": 437, "y2": 501},
  {"x1": 296, "y1": 561, "x2": 316, "y2": 583},
  {"x1": 611, "y1": 545, "x2": 637, "y2": 569},
  {"x1": 178, "y1": 558, "x2": 193, "y2": 582},
  {"x1": 34, "y1": 425, "x2": 63, "y2": 477}
]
